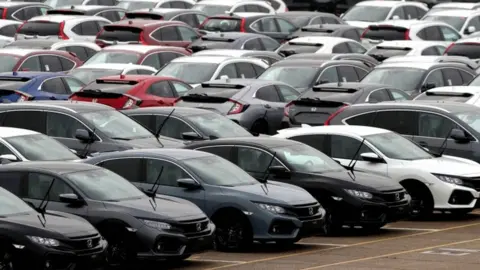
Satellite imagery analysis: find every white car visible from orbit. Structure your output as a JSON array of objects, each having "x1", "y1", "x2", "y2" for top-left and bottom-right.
[
  {"x1": 414, "y1": 86, "x2": 480, "y2": 106},
  {"x1": 275, "y1": 125, "x2": 480, "y2": 217},
  {"x1": 191, "y1": 0, "x2": 276, "y2": 17},
  {"x1": 116, "y1": 0, "x2": 196, "y2": 10},
  {"x1": 155, "y1": 55, "x2": 269, "y2": 87},
  {"x1": 275, "y1": 36, "x2": 367, "y2": 56},
  {"x1": 422, "y1": 10, "x2": 480, "y2": 36},
  {"x1": 68, "y1": 63, "x2": 157, "y2": 84},
  {"x1": 44, "y1": 0, "x2": 119, "y2": 8},
  {"x1": 0, "y1": 127, "x2": 80, "y2": 162},
  {"x1": 342, "y1": 0, "x2": 428, "y2": 29},
  {"x1": 425, "y1": 2, "x2": 480, "y2": 16},
  {"x1": 382, "y1": 55, "x2": 479, "y2": 71},
  {"x1": 0, "y1": 20, "x2": 21, "y2": 46},
  {"x1": 15, "y1": 15, "x2": 111, "y2": 42},
  {"x1": 366, "y1": 40, "x2": 447, "y2": 61}
]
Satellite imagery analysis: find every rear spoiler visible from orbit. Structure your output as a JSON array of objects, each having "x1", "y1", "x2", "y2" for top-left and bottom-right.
[
  {"x1": 375, "y1": 46, "x2": 411, "y2": 51},
  {"x1": 300, "y1": 27, "x2": 332, "y2": 33},
  {"x1": 189, "y1": 45, "x2": 208, "y2": 52},
  {"x1": 311, "y1": 87, "x2": 358, "y2": 93},
  {"x1": 46, "y1": 10, "x2": 84, "y2": 15},
  {"x1": 288, "y1": 42, "x2": 323, "y2": 46},
  {"x1": 425, "y1": 91, "x2": 473, "y2": 97},
  {"x1": 70, "y1": 90, "x2": 142, "y2": 108},
  {"x1": 292, "y1": 98, "x2": 347, "y2": 107},
  {"x1": 125, "y1": 13, "x2": 163, "y2": 20},
  {"x1": 200, "y1": 37, "x2": 235, "y2": 42},
  {"x1": 200, "y1": 82, "x2": 245, "y2": 89},
  {"x1": 103, "y1": 25, "x2": 142, "y2": 32},
  {"x1": 95, "y1": 79, "x2": 138, "y2": 85},
  {"x1": 180, "y1": 94, "x2": 230, "y2": 103},
  {"x1": 0, "y1": 76, "x2": 31, "y2": 82},
  {"x1": 368, "y1": 25, "x2": 407, "y2": 31}
]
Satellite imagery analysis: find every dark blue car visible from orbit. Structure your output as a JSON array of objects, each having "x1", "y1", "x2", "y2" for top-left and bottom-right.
[{"x1": 0, "y1": 72, "x2": 85, "y2": 102}]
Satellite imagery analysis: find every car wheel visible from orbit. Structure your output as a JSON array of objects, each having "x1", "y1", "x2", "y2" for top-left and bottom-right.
[
  {"x1": 251, "y1": 119, "x2": 269, "y2": 135},
  {"x1": 0, "y1": 245, "x2": 14, "y2": 270},
  {"x1": 214, "y1": 213, "x2": 253, "y2": 251},
  {"x1": 403, "y1": 181, "x2": 434, "y2": 219},
  {"x1": 104, "y1": 229, "x2": 135, "y2": 267}
]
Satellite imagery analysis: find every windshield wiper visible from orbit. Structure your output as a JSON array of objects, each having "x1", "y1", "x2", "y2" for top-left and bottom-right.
[
  {"x1": 111, "y1": 137, "x2": 132, "y2": 141},
  {"x1": 435, "y1": 127, "x2": 454, "y2": 157},
  {"x1": 146, "y1": 166, "x2": 164, "y2": 211},
  {"x1": 154, "y1": 109, "x2": 175, "y2": 147},
  {"x1": 37, "y1": 178, "x2": 55, "y2": 227}
]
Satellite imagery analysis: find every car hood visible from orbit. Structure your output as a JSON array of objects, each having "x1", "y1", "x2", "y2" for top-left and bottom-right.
[
  {"x1": 407, "y1": 156, "x2": 480, "y2": 177},
  {"x1": 104, "y1": 196, "x2": 206, "y2": 221},
  {"x1": 222, "y1": 183, "x2": 316, "y2": 205},
  {"x1": 119, "y1": 136, "x2": 184, "y2": 149},
  {"x1": 306, "y1": 170, "x2": 402, "y2": 191}
]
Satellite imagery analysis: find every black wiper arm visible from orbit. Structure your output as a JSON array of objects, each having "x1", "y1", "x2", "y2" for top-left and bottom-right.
[
  {"x1": 111, "y1": 137, "x2": 132, "y2": 141},
  {"x1": 146, "y1": 166, "x2": 164, "y2": 211},
  {"x1": 154, "y1": 109, "x2": 175, "y2": 147},
  {"x1": 37, "y1": 178, "x2": 56, "y2": 227}
]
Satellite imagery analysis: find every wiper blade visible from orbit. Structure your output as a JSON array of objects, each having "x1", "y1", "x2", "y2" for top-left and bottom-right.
[{"x1": 111, "y1": 137, "x2": 132, "y2": 141}]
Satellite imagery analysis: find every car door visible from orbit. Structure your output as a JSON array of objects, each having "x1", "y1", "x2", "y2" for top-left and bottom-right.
[
  {"x1": 145, "y1": 80, "x2": 177, "y2": 106},
  {"x1": 254, "y1": 85, "x2": 284, "y2": 132},
  {"x1": 39, "y1": 55, "x2": 64, "y2": 72},
  {"x1": 40, "y1": 77, "x2": 70, "y2": 99}
]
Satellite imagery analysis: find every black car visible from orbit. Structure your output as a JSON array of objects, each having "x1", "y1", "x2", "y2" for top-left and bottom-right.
[
  {"x1": 124, "y1": 8, "x2": 207, "y2": 28},
  {"x1": 46, "y1": 5, "x2": 127, "y2": 22},
  {"x1": 325, "y1": 101, "x2": 480, "y2": 164},
  {"x1": 0, "y1": 101, "x2": 183, "y2": 158},
  {"x1": 123, "y1": 107, "x2": 254, "y2": 141},
  {"x1": 287, "y1": 24, "x2": 363, "y2": 42},
  {"x1": 0, "y1": 2, "x2": 51, "y2": 21},
  {"x1": 0, "y1": 185, "x2": 107, "y2": 269},
  {"x1": 188, "y1": 32, "x2": 280, "y2": 52},
  {"x1": 285, "y1": 53, "x2": 380, "y2": 68},
  {"x1": 284, "y1": 82, "x2": 412, "y2": 127},
  {"x1": 257, "y1": 59, "x2": 371, "y2": 92},
  {"x1": 0, "y1": 162, "x2": 214, "y2": 264},
  {"x1": 184, "y1": 137, "x2": 411, "y2": 233},
  {"x1": 198, "y1": 13, "x2": 299, "y2": 43},
  {"x1": 276, "y1": 11, "x2": 345, "y2": 28}
]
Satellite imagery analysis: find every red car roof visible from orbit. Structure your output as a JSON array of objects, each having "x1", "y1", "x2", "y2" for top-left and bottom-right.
[{"x1": 110, "y1": 19, "x2": 183, "y2": 28}]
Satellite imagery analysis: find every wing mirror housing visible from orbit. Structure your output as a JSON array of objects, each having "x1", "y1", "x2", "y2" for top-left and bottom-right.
[
  {"x1": 392, "y1": 15, "x2": 400, "y2": 20},
  {"x1": 360, "y1": 152, "x2": 384, "y2": 163},
  {"x1": 177, "y1": 178, "x2": 201, "y2": 189},
  {"x1": 268, "y1": 165, "x2": 290, "y2": 178},
  {"x1": 0, "y1": 154, "x2": 18, "y2": 162},
  {"x1": 181, "y1": 131, "x2": 204, "y2": 141},
  {"x1": 75, "y1": 129, "x2": 94, "y2": 143},
  {"x1": 467, "y1": 26, "x2": 476, "y2": 34},
  {"x1": 59, "y1": 193, "x2": 84, "y2": 206},
  {"x1": 421, "y1": 83, "x2": 436, "y2": 92},
  {"x1": 450, "y1": 128, "x2": 471, "y2": 143}
]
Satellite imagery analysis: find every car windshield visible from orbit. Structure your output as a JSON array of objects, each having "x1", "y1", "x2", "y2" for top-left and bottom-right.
[
  {"x1": 423, "y1": 15, "x2": 466, "y2": 31},
  {"x1": 273, "y1": 143, "x2": 345, "y2": 173},
  {"x1": 116, "y1": 0, "x2": 156, "y2": 9},
  {"x1": 156, "y1": 62, "x2": 218, "y2": 84},
  {"x1": 66, "y1": 169, "x2": 146, "y2": 201},
  {"x1": 0, "y1": 187, "x2": 35, "y2": 216},
  {"x1": 44, "y1": 0, "x2": 83, "y2": 8},
  {"x1": 192, "y1": 4, "x2": 231, "y2": 17},
  {"x1": 84, "y1": 51, "x2": 140, "y2": 65},
  {"x1": 0, "y1": 55, "x2": 19, "y2": 72},
  {"x1": 5, "y1": 134, "x2": 78, "y2": 161},
  {"x1": 187, "y1": 113, "x2": 252, "y2": 138},
  {"x1": 366, "y1": 132, "x2": 432, "y2": 160},
  {"x1": 342, "y1": 6, "x2": 391, "y2": 22},
  {"x1": 258, "y1": 66, "x2": 319, "y2": 89},
  {"x1": 81, "y1": 110, "x2": 153, "y2": 140},
  {"x1": 69, "y1": 68, "x2": 122, "y2": 84},
  {"x1": 183, "y1": 155, "x2": 258, "y2": 186},
  {"x1": 361, "y1": 67, "x2": 425, "y2": 94},
  {"x1": 452, "y1": 111, "x2": 480, "y2": 134}
]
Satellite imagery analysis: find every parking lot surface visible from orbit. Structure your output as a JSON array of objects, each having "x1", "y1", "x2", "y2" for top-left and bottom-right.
[{"x1": 166, "y1": 211, "x2": 480, "y2": 270}]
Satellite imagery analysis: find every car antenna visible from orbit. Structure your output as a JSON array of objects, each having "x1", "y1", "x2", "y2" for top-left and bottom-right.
[
  {"x1": 80, "y1": 128, "x2": 96, "y2": 158},
  {"x1": 154, "y1": 109, "x2": 176, "y2": 147},
  {"x1": 147, "y1": 166, "x2": 164, "y2": 211},
  {"x1": 260, "y1": 152, "x2": 277, "y2": 184},
  {"x1": 37, "y1": 178, "x2": 56, "y2": 227},
  {"x1": 437, "y1": 127, "x2": 454, "y2": 157},
  {"x1": 346, "y1": 138, "x2": 366, "y2": 175}
]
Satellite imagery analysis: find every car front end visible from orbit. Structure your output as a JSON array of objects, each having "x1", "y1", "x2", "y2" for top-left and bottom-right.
[{"x1": 425, "y1": 173, "x2": 480, "y2": 211}]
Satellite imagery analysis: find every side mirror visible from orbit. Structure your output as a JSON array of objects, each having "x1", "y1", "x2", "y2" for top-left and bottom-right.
[
  {"x1": 392, "y1": 15, "x2": 400, "y2": 20},
  {"x1": 450, "y1": 128, "x2": 471, "y2": 143},
  {"x1": 0, "y1": 154, "x2": 18, "y2": 162},
  {"x1": 360, "y1": 152, "x2": 384, "y2": 163},
  {"x1": 467, "y1": 26, "x2": 476, "y2": 34},
  {"x1": 75, "y1": 129, "x2": 93, "y2": 142},
  {"x1": 177, "y1": 178, "x2": 201, "y2": 189},
  {"x1": 59, "y1": 193, "x2": 84, "y2": 205},
  {"x1": 181, "y1": 131, "x2": 203, "y2": 141},
  {"x1": 422, "y1": 83, "x2": 436, "y2": 91},
  {"x1": 220, "y1": 75, "x2": 229, "y2": 80},
  {"x1": 268, "y1": 165, "x2": 290, "y2": 178}
]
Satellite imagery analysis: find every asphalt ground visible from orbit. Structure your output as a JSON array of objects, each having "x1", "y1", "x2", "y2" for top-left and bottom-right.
[{"x1": 163, "y1": 210, "x2": 480, "y2": 270}]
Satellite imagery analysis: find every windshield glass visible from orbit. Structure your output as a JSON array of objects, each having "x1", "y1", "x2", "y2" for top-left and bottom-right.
[
  {"x1": 69, "y1": 69, "x2": 122, "y2": 84},
  {"x1": 81, "y1": 110, "x2": 153, "y2": 140},
  {"x1": 183, "y1": 155, "x2": 258, "y2": 186},
  {"x1": 258, "y1": 66, "x2": 319, "y2": 88},
  {"x1": 343, "y1": 6, "x2": 391, "y2": 22},
  {"x1": 66, "y1": 169, "x2": 146, "y2": 201},
  {"x1": 192, "y1": 4, "x2": 231, "y2": 17},
  {"x1": 187, "y1": 113, "x2": 252, "y2": 138},
  {"x1": 116, "y1": 0, "x2": 156, "y2": 9},
  {"x1": 361, "y1": 67, "x2": 425, "y2": 94},
  {"x1": 273, "y1": 143, "x2": 344, "y2": 173},
  {"x1": 5, "y1": 134, "x2": 78, "y2": 161},
  {"x1": 44, "y1": 0, "x2": 83, "y2": 8},
  {"x1": 84, "y1": 51, "x2": 140, "y2": 65},
  {"x1": 453, "y1": 111, "x2": 480, "y2": 133},
  {"x1": 0, "y1": 187, "x2": 34, "y2": 216},
  {"x1": 157, "y1": 62, "x2": 218, "y2": 84},
  {"x1": 423, "y1": 15, "x2": 466, "y2": 31},
  {"x1": 366, "y1": 132, "x2": 433, "y2": 160},
  {"x1": 0, "y1": 55, "x2": 19, "y2": 72}
]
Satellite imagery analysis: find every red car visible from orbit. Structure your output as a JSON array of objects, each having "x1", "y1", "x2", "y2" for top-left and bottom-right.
[
  {"x1": 83, "y1": 44, "x2": 191, "y2": 70},
  {"x1": 69, "y1": 74, "x2": 192, "y2": 109},
  {"x1": 95, "y1": 20, "x2": 201, "y2": 48},
  {"x1": 0, "y1": 48, "x2": 83, "y2": 72}
]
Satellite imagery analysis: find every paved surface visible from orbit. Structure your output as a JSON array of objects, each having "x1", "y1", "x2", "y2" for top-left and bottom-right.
[{"x1": 166, "y1": 210, "x2": 480, "y2": 270}]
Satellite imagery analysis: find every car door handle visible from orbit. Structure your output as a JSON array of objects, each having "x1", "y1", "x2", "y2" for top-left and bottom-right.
[{"x1": 263, "y1": 104, "x2": 272, "y2": 109}]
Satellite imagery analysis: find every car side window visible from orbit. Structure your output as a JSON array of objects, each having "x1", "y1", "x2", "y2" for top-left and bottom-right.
[
  {"x1": 403, "y1": 6, "x2": 418, "y2": 20},
  {"x1": 347, "y1": 42, "x2": 366, "y2": 53},
  {"x1": 97, "y1": 11, "x2": 120, "y2": 22},
  {"x1": 41, "y1": 78, "x2": 68, "y2": 94},
  {"x1": 418, "y1": 112, "x2": 455, "y2": 138},
  {"x1": 0, "y1": 111, "x2": 46, "y2": 133},
  {"x1": 130, "y1": 115, "x2": 153, "y2": 132},
  {"x1": 466, "y1": 16, "x2": 480, "y2": 34},
  {"x1": 259, "y1": 18, "x2": 279, "y2": 32},
  {"x1": 415, "y1": 7, "x2": 426, "y2": 18},
  {"x1": 40, "y1": 55, "x2": 63, "y2": 72},
  {"x1": 256, "y1": 5, "x2": 271, "y2": 13},
  {"x1": 63, "y1": 77, "x2": 84, "y2": 93},
  {"x1": 174, "y1": 14, "x2": 196, "y2": 27},
  {"x1": 196, "y1": 14, "x2": 207, "y2": 25},
  {"x1": 23, "y1": 7, "x2": 43, "y2": 21},
  {"x1": 20, "y1": 57, "x2": 41, "y2": 71},
  {"x1": 235, "y1": 63, "x2": 256, "y2": 78},
  {"x1": 418, "y1": 26, "x2": 443, "y2": 41},
  {"x1": 318, "y1": 67, "x2": 339, "y2": 84},
  {"x1": 147, "y1": 81, "x2": 175, "y2": 98},
  {"x1": 345, "y1": 112, "x2": 376, "y2": 126},
  {"x1": 46, "y1": 112, "x2": 87, "y2": 138},
  {"x1": 0, "y1": 25, "x2": 19, "y2": 37},
  {"x1": 156, "y1": 26, "x2": 181, "y2": 41},
  {"x1": 439, "y1": 26, "x2": 461, "y2": 41},
  {"x1": 170, "y1": 1, "x2": 187, "y2": 8},
  {"x1": 137, "y1": 69, "x2": 155, "y2": 75},
  {"x1": 252, "y1": 63, "x2": 266, "y2": 75},
  {"x1": 276, "y1": 18, "x2": 297, "y2": 33},
  {"x1": 177, "y1": 26, "x2": 198, "y2": 41},
  {"x1": 337, "y1": 66, "x2": 359, "y2": 82},
  {"x1": 0, "y1": 142, "x2": 15, "y2": 156},
  {"x1": 160, "y1": 52, "x2": 184, "y2": 66},
  {"x1": 217, "y1": 63, "x2": 238, "y2": 78},
  {"x1": 310, "y1": 17, "x2": 324, "y2": 25},
  {"x1": 196, "y1": 146, "x2": 232, "y2": 159},
  {"x1": 459, "y1": 70, "x2": 474, "y2": 83},
  {"x1": 290, "y1": 135, "x2": 327, "y2": 153},
  {"x1": 59, "y1": 46, "x2": 88, "y2": 62},
  {"x1": 0, "y1": 172, "x2": 23, "y2": 195},
  {"x1": 354, "y1": 67, "x2": 368, "y2": 80},
  {"x1": 371, "y1": 111, "x2": 417, "y2": 135},
  {"x1": 243, "y1": 38, "x2": 263, "y2": 50},
  {"x1": 388, "y1": 89, "x2": 410, "y2": 100},
  {"x1": 255, "y1": 85, "x2": 281, "y2": 102},
  {"x1": 99, "y1": 158, "x2": 143, "y2": 183},
  {"x1": 324, "y1": 17, "x2": 341, "y2": 24},
  {"x1": 442, "y1": 68, "x2": 463, "y2": 86},
  {"x1": 81, "y1": 21, "x2": 101, "y2": 35},
  {"x1": 25, "y1": 173, "x2": 74, "y2": 202},
  {"x1": 424, "y1": 69, "x2": 445, "y2": 89},
  {"x1": 157, "y1": 117, "x2": 194, "y2": 139},
  {"x1": 390, "y1": 6, "x2": 406, "y2": 19},
  {"x1": 260, "y1": 37, "x2": 280, "y2": 51},
  {"x1": 59, "y1": 57, "x2": 76, "y2": 71},
  {"x1": 331, "y1": 135, "x2": 372, "y2": 160},
  {"x1": 171, "y1": 81, "x2": 191, "y2": 96},
  {"x1": 367, "y1": 89, "x2": 390, "y2": 103},
  {"x1": 421, "y1": 46, "x2": 440, "y2": 56},
  {"x1": 145, "y1": 159, "x2": 190, "y2": 187},
  {"x1": 332, "y1": 43, "x2": 350, "y2": 53},
  {"x1": 142, "y1": 53, "x2": 162, "y2": 69},
  {"x1": 234, "y1": 5, "x2": 247, "y2": 12},
  {"x1": 236, "y1": 147, "x2": 280, "y2": 173},
  {"x1": 344, "y1": 30, "x2": 361, "y2": 42},
  {"x1": 276, "y1": 85, "x2": 299, "y2": 102}
]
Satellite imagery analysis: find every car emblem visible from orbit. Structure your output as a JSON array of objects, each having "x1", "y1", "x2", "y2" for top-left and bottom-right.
[
  {"x1": 86, "y1": 239, "x2": 93, "y2": 248},
  {"x1": 196, "y1": 223, "x2": 202, "y2": 232},
  {"x1": 311, "y1": 107, "x2": 317, "y2": 112},
  {"x1": 92, "y1": 98, "x2": 97, "y2": 103},
  {"x1": 395, "y1": 193, "x2": 401, "y2": 201},
  {"x1": 308, "y1": 207, "x2": 314, "y2": 215}
]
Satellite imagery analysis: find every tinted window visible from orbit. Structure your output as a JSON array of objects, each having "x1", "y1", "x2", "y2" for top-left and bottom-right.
[
  {"x1": 177, "y1": 26, "x2": 198, "y2": 41},
  {"x1": 100, "y1": 158, "x2": 143, "y2": 183},
  {"x1": 171, "y1": 81, "x2": 191, "y2": 96},
  {"x1": 337, "y1": 66, "x2": 359, "y2": 82},
  {"x1": 59, "y1": 57, "x2": 75, "y2": 71},
  {"x1": 290, "y1": 134, "x2": 327, "y2": 152},
  {"x1": 255, "y1": 85, "x2": 281, "y2": 102},
  {"x1": 446, "y1": 43, "x2": 480, "y2": 59},
  {"x1": 25, "y1": 174, "x2": 74, "y2": 202},
  {"x1": 276, "y1": 18, "x2": 297, "y2": 33},
  {"x1": 146, "y1": 159, "x2": 190, "y2": 187},
  {"x1": 442, "y1": 68, "x2": 463, "y2": 86},
  {"x1": 217, "y1": 63, "x2": 237, "y2": 78},
  {"x1": 61, "y1": 46, "x2": 88, "y2": 62},
  {"x1": 389, "y1": 89, "x2": 410, "y2": 101},
  {"x1": 260, "y1": 37, "x2": 280, "y2": 51},
  {"x1": 0, "y1": 172, "x2": 22, "y2": 195},
  {"x1": 439, "y1": 26, "x2": 460, "y2": 41},
  {"x1": 1, "y1": 111, "x2": 45, "y2": 132},
  {"x1": 323, "y1": 17, "x2": 340, "y2": 24},
  {"x1": 146, "y1": 81, "x2": 175, "y2": 98},
  {"x1": 344, "y1": 29, "x2": 361, "y2": 41},
  {"x1": 97, "y1": 10, "x2": 120, "y2": 22},
  {"x1": 418, "y1": 112, "x2": 455, "y2": 138},
  {"x1": 160, "y1": 52, "x2": 184, "y2": 66},
  {"x1": 0, "y1": 25, "x2": 19, "y2": 37},
  {"x1": 371, "y1": 111, "x2": 417, "y2": 135},
  {"x1": 363, "y1": 27, "x2": 408, "y2": 40},
  {"x1": 236, "y1": 147, "x2": 280, "y2": 173},
  {"x1": 354, "y1": 67, "x2": 368, "y2": 79},
  {"x1": 331, "y1": 135, "x2": 372, "y2": 159},
  {"x1": 332, "y1": 43, "x2": 350, "y2": 53},
  {"x1": 424, "y1": 69, "x2": 445, "y2": 88},
  {"x1": 158, "y1": 117, "x2": 194, "y2": 139},
  {"x1": 390, "y1": 6, "x2": 406, "y2": 19},
  {"x1": 403, "y1": 6, "x2": 418, "y2": 20},
  {"x1": 170, "y1": 1, "x2": 186, "y2": 8},
  {"x1": 142, "y1": 53, "x2": 161, "y2": 69},
  {"x1": 20, "y1": 56, "x2": 41, "y2": 71},
  {"x1": 236, "y1": 63, "x2": 256, "y2": 78},
  {"x1": 0, "y1": 142, "x2": 14, "y2": 156},
  {"x1": 422, "y1": 46, "x2": 440, "y2": 56},
  {"x1": 257, "y1": 5, "x2": 271, "y2": 13},
  {"x1": 40, "y1": 55, "x2": 63, "y2": 72},
  {"x1": 318, "y1": 67, "x2": 339, "y2": 84},
  {"x1": 200, "y1": 18, "x2": 242, "y2": 32},
  {"x1": 243, "y1": 38, "x2": 263, "y2": 50},
  {"x1": 459, "y1": 70, "x2": 474, "y2": 83},
  {"x1": 277, "y1": 85, "x2": 299, "y2": 102},
  {"x1": 46, "y1": 112, "x2": 87, "y2": 138},
  {"x1": 368, "y1": 89, "x2": 390, "y2": 103},
  {"x1": 41, "y1": 78, "x2": 67, "y2": 94},
  {"x1": 196, "y1": 146, "x2": 232, "y2": 159},
  {"x1": 175, "y1": 14, "x2": 196, "y2": 27},
  {"x1": 96, "y1": 26, "x2": 141, "y2": 42},
  {"x1": 347, "y1": 42, "x2": 366, "y2": 53},
  {"x1": 81, "y1": 21, "x2": 100, "y2": 36},
  {"x1": 346, "y1": 112, "x2": 376, "y2": 126},
  {"x1": 155, "y1": 26, "x2": 181, "y2": 41},
  {"x1": 17, "y1": 21, "x2": 60, "y2": 36},
  {"x1": 418, "y1": 26, "x2": 443, "y2": 41}
]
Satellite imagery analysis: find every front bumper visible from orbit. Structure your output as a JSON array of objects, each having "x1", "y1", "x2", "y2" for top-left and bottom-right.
[{"x1": 430, "y1": 181, "x2": 480, "y2": 210}]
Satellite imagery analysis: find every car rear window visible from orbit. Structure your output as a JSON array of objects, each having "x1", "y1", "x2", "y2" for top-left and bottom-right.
[
  {"x1": 17, "y1": 21, "x2": 60, "y2": 36},
  {"x1": 200, "y1": 18, "x2": 242, "y2": 32},
  {"x1": 96, "y1": 26, "x2": 143, "y2": 42},
  {"x1": 445, "y1": 43, "x2": 480, "y2": 59},
  {"x1": 83, "y1": 81, "x2": 138, "y2": 93},
  {"x1": 363, "y1": 26, "x2": 408, "y2": 41}
]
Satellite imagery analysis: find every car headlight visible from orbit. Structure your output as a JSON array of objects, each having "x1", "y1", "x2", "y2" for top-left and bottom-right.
[
  {"x1": 433, "y1": 174, "x2": 463, "y2": 185},
  {"x1": 344, "y1": 189, "x2": 373, "y2": 199},
  {"x1": 27, "y1": 236, "x2": 60, "y2": 247},
  {"x1": 255, "y1": 203, "x2": 286, "y2": 214},
  {"x1": 141, "y1": 219, "x2": 171, "y2": 230}
]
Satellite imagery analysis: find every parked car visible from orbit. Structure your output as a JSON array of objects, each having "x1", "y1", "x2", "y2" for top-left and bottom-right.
[
  {"x1": 0, "y1": 20, "x2": 21, "y2": 46},
  {"x1": 424, "y1": 2, "x2": 480, "y2": 16},
  {"x1": 284, "y1": 53, "x2": 380, "y2": 68},
  {"x1": 287, "y1": 24, "x2": 363, "y2": 42},
  {"x1": 116, "y1": 0, "x2": 196, "y2": 10},
  {"x1": 70, "y1": 74, "x2": 192, "y2": 108},
  {"x1": 0, "y1": 48, "x2": 83, "y2": 73},
  {"x1": 84, "y1": 149, "x2": 325, "y2": 249},
  {"x1": 0, "y1": 161, "x2": 214, "y2": 264},
  {"x1": 192, "y1": 0, "x2": 276, "y2": 17},
  {"x1": 124, "y1": 8, "x2": 208, "y2": 28},
  {"x1": 0, "y1": 2, "x2": 51, "y2": 21},
  {"x1": 444, "y1": 37, "x2": 480, "y2": 59},
  {"x1": 46, "y1": 5, "x2": 127, "y2": 22},
  {"x1": 192, "y1": 49, "x2": 283, "y2": 65},
  {"x1": 276, "y1": 36, "x2": 367, "y2": 57},
  {"x1": 365, "y1": 40, "x2": 448, "y2": 61},
  {"x1": 276, "y1": 11, "x2": 345, "y2": 28},
  {"x1": 45, "y1": 0, "x2": 119, "y2": 8},
  {"x1": 68, "y1": 63, "x2": 157, "y2": 84},
  {"x1": 414, "y1": 86, "x2": 480, "y2": 106},
  {"x1": 184, "y1": 137, "x2": 410, "y2": 233},
  {"x1": 188, "y1": 32, "x2": 280, "y2": 53}
]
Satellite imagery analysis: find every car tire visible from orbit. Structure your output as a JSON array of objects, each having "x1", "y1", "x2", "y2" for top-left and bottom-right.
[
  {"x1": 322, "y1": 210, "x2": 341, "y2": 236},
  {"x1": 213, "y1": 212, "x2": 253, "y2": 251},
  {"x1": 103, "y1": 227, "x2": 136, "y2": 267},
  {"x1": 402, "y1": 180, "x2": 434, "y2": 220},
  {"x1": 251, "y1": 119, "x2": 269, "y2": 135}
]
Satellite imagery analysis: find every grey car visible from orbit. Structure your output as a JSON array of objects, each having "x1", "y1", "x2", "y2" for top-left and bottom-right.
[
  {"x1": 83, "y1": 149, "x2": 325, "y2": 250},
  {"x1": 174, "y1": 79, "x2": 301, "y2": 135}
]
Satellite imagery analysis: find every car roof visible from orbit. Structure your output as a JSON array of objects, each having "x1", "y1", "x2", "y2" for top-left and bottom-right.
[
  {"x1": 192, "y1": 49, "x2": 269, "y2": 57},
  {"x1": 374, "y1": 61, "x2": 439, "y2": 70},
  {"x1": 0, "y1": 2, "x2": 36, "y2": 7},
  {"x1": 125, "y1": 106, "x2": 215, "y2": 116},
  {"x1": 188, "y1": 136, "x2": 299, "y2": 148},
  {"x1": 316, "y1": 82, "x2": 392, "y2": 91},
  {"x1": 373, "y1": 40, "x2": 445, "y2": 48},
  {"x1": 352, "y1": 100, "x2": 479, "y2": 112},
  {"x1": 432, "y1": 2, "x2": 480, "y2": 9},
  {"x1": 371, "y1": 19, "x2": 433, "y2": 28},
  {"x1": 0, "y1": 127, "x2": 39, "y2": 138},
  {"x1": 455, "y1": 37, "x2": 480, "y2": 43},
  {"x1": 289, "y1": 36, "x2": 353, "y2": 44},
  {"x1": 197, "y1": 0, "x2": 250, "y2": 5},
  {"x1": 271, "y1": 59, "x2": 331, "y2": 67},
  {"x1": 56, "y1": 5, "x2": 118, "y2": 11},
  {"x1": 28, "y1": 15, "x2": 90, "y2": 23},
  {"x1": 0, "y1": 100, "x2": 114, "y2": 113},
  {"x1": 278, "y1": 11, "x2": 336, "y2": 17},
  {"x1": 277, "y1": 125, "x2": 390, "y2": 137},
  {"x1": 93, "y1": 148, "x2": 212, "y2": 161},
  {"x1": 171, "y1": 55, "x2": 239, "y2": 63},
  {"x1": 0, "y1": 48, "x2": 44, "y2": 56},
  {"x1": 130, "y1": 7, "x2": 190, "y2": 14},
  {"x1": 0, "y1": 71, "x2": 64, "y2": 79},
  {"x1": 423, "y1": 86, "x2": 480, "y2": 94},
  {"x1": 356, "y1": 1, "x2": 406, "y2": 7},
  {"x1": 201, "y1": 78, "x2": 285, "y2": 87},
  {"x1": 200, "y1": 31, "x2": 264, "y2": 39},
  {"x1": 76, "y1": 63, "x2": 151, "y2": 70},
  {"x1": 1, "y1": 161, "x2": 100, "y2": 175},
  {"x1": 98, "y1": 74, "x2": 159, "y2": 81},
  {"x1": 425, "y1": 9, "x2": 478, "y2": 17},
  {"x1": 302, "y1": 24, "x2": 358, "y2": 30},
  {"x1": 111, "y1": 19, "x2": 168, "y2": 27},
  {"x1": 102, "y1": 44, "x2": 179, "y2": 53}
]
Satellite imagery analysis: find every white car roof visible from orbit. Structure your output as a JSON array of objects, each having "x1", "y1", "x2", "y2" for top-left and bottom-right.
[
  {"x1": 192, "y1": 49, "x2": 261, "y2": 57},
  {"x1": 288, "y1": 36, "x2": 353, "y2": 44},
  {"x1": 132, "y1": 8, "x2": 186, "y2": 13},
  {"x1": 0, "y1": 127, "x2": 38, "y2": 138},
  {"x1": 0, "y1": 2, "x2": 34, "y2": 7},
  {"x1": 171, "y1": 55, "x2": 238, "y2": 63},
  {"x1": 375, "y1": 61, "x2": 437, "y2": 70},
  {"x1": 76, "y1": 63, "x2": 156, "y2": 70},
  {"x1": 196, "y1": 0, "x2": 250, "y2": 5},
  {"x1": 118, "y1": 0, "x2": 158, "y2": 2},
  {"x1": 424, "y1": 9, "x2": 478, "y2": 17},
  {"x1": 29, "y1": 15, "x2": 100, "y2": 23},
  {"x1": 0, "y1": 48, "x2": 41, "y2": 56},
  {"x1": 102, "y1": 44, "x2": 178, "y2": 53},
  {"x1": 57, "y1": 5, "x2": 123, "y2": 11},
  {"x1": 383, "y1": 55, "x2": 449, "y2": 63},
  {"x1": 0, "y1": 20, "x2": 21, "y2": 28},
  {"x1": 371, "y1": 19, "x2": 434, "y2": 29},
  {"x1": 431, "y1": 2, "x2": 480, "y2": 10},
  {"x1": 356, "y1": 1, "x2": 410, "y2": 7},
  {"x1": 374, "y1": 40, "x2": 445, "y2": 49},
  {"x1": 275, "y1": 125, "x2": 389, "y2": 138},
  {"x1": 422, "y1": 86, "x2": 480, "y2": 94}
]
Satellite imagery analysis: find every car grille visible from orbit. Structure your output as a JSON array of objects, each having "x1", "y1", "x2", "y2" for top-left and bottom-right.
[
  {"x1": 60, "y1": 233, "x2": 103, "y2": 255},
  {"x1": 287, "y1": 202, "x2": 322, "y2": 221},
  {"x1": 462, "y1": 177, "x2": 480, "y2": 191},
  {"x1": 173, "y1": 217, "x2": 211, "y2": 239},
  {"x1": 375, "y1": 189, "x2": 408, "y2": 207}
]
